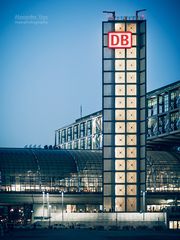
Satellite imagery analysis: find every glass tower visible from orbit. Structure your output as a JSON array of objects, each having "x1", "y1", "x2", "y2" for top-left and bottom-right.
[{"x1": 102, "y1": 19, "x2": 147, "y2": 212}]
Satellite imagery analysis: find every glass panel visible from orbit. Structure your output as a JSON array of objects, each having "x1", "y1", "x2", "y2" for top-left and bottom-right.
[
  {"x1": 104, "y1": 109, "x2": 113, "y2": 121},
  {"x1": 132, "y1": 35, "x2": 137, "y2": 46},
  {"x1": 127, "y1": 135, "x2": 137, "y2": 145},
  {"x1": 115, "y1": 197, "x2": 125, "y2": 211},
  {"x1": 103, "y1": 35, "x2": 108, "y2": 47},
  {"x1": 115, "y1": 97, "x2": 125, "y2": 108},
  {"x1": 115, "y1": 60, "x2": 125, "y2": 70},
  {"x1": 127, "y1": 110, "x2": 136, "y2": 120},
  {"x1": 104, "y1": 122, "x2": 112, "y2": 133},
  {"x1": 104, "y1": 197, "x2": 112, "y2": 212},
  {"x1": 127, "y1": 60, "x2": 137, "y2": 70},
  {"x1": 115, "y1": 110, "x2": 125, "y2": 120},
  {"x1": 127, "y1": 160, "x2": 137, "y2": 170},
  {"x1": 104, "y1": 184, "x2": 111, "y2": 195},
  {"x1": 103, "y1": 22, "x2": 113, "y2": 33},
  {"x1": 104, "y1": 147, "x2": 113, "y2": 158},
  {"x1": 104, "y1": 72, "x2": 114, "y2": 84},
  {"x1": 115, "y1": 72, "x2": 125, "y2": 83},
  {"x1": 127, "y1": 197, "x2": 137, "y2": 211},
  {"x1": 127, "y1": 48, "x2": 137, "y2": 58},
  {"x1": 115, "y1": 122, "x2": 125, "y2": 133},
  {"x1": 140, "y1": 59, "x2": 145, "y2": 71},
  {"x1": 127, "y1": 85, "x2": 137, "y2": 95},
  {"x1": 126, "y1": 23, "x2": 136, "y2": 33},
  {"x1": 104, "y1": 172, "x2": 112, "y2": 183},
  {"x1": 104, "y1": 97, "x2": 113, "y2": 108},
  {"x1": 115, "y1": 85, "x2": 125, "y2": 96},
  {"x1": 140, "y1": 71, "x2": 145, "y2": 84},
  {"x1": 127, "y1": 147, "x2": 137, "y2": 158},
  {"x1": 115, "y1": 23, "x2": 125, "y2": 31},
  {"x1": 127, "y1": 72, "x2": 136, "y2": 83},
  {"x1": 115, "y1": 49, "x2": 125, "y2": 58},
  {"x1": 115, "y1": 185, "x2": 125, "y2": 195},
  {"x1": 140, "y1": 96, "x2": 145, "y2": 108},
  {"x1": 104, "y1": 84, "x2": 113, "y2": 96},
  {"x1": 104, "y1": 135, "x2": 113, "y2": 146},
  {"x1": 127, "y1": 172, "x2": 137, "y2": 183},
  {"x1": 127, "y1": 97, "x2": 137, "y2": 108},
  {"x1": 127, "y1": 122, "x2": 137, "y2": 133},
  {"x1": 115, "y1": 134, "x2": 125, "y2": 146},
  {"x1": 115, "y1": 172, "x2": 125, "y2": 183},
  {"x1": 104, "y1": 60, "x2": 113, "y2": 71},
  {"x1": 104, "y1": 47, "x2": 113, "y2": 58},
  {"x1": 115, "y1": 147, "x2": 125, "y2": 158},
  {"x1": 115, "y1": 160, "x2": 125, "y2": 170},
  {"x1": 127, "y1": 185, "x2": 137, "y2": 195}
]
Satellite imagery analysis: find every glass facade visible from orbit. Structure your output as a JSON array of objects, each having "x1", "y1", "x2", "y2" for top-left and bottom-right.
[
  {"x1": 55, "y1": 83, "x2": 180, "y2": 151},
  {"x1": 102, "y1": 20, "x2": 146, "y2": 212},
  {"x1": 0, "y1": 149, "x2": 102, "y2": 193},
  {"x1": 55, "y1": 111, "x2": 102, "y2": 150},
  {"x1": 147, "y1": 83, "x2": 180, "y2": 138}
]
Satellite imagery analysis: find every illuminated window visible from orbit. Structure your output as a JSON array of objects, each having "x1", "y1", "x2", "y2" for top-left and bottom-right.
[
  {"x1": 127, "y1": 60, "x2": 137, "y2": 70},
  {"x1": 115, "y1": 110, "x2": 125, "y2": 120},
  {"x1": 127, "y1": 72, "x2": 136, "y2": 83},
  {"x1": 127, "y1": 85, "x2": 137, "y2": 95},
  {"x1": 127, "y1": 122, "x2": 137, "y2": 133},
  {"x1": 115, "y1": 134, "x2": 125, "y2": 145},
  {"x1": 127, "y1": 197, "x2": 137, "y2": 211},
  {"x1": 115, "y1": 60, "x2": 125, "y2": 70},
  {"x1": 115, "y1": 97, "x2": 125, "y2": 108},
  {"x1": 127, "y1": 110, "x2": 136, "y2": 120},
  {"x1": 115, "y1": 49, "x2": 125, "y2": 58},
  {"x1": 115, "y1": 85, "x2": 125, "y2": 96},
  {"x1": 127, "y1": 160, "x2": 137, "y2": 170},
  {"x1": 126, "y1": 23, "x2": 136, "y2": 33},
  {"x1": 115, "y1": 197, "x2": 125, "y2": 211},
  {"x1": 127, "y1": 172, "x2": 137, "y2": 183},
  {"x1": 127, "y1": 147, "x2": 137, "y2": 158},
  {"x1": 127, "y1": 97, "x2": 137, "y2": 108},
  {"x1": 115, "y1": 147, "x2": 125, "y2": 158},
  {"x1": 127, "y1": 185, "x2": 137, "y2": 195},
  {"x1": 127, "y1": 48, "x2": 137, "y2": 58},
  {"x1": 115, "y1": 172, "x2": 125, "y2": 183},
  {"x1": 115, "y1": 122, "x2": 125, "y2": 133},
  {"x1": 115, "y1": 72, "x2": 125, "y2": 83},
  {"x1": 115, "y1": 23, "x2": 125, "y2": 31},
  {"x1": 132, "y1": 35, "x2": 137, "y2": 46},
  {"x1": 127, "y1": 135, "x2": 136, "y2": 145},
  {"x1": 115, "y1": 160, "x2": 125, "y2": 170},
  {"x1": 115, "y1": 185, "x2": 125, "y2": 195}
]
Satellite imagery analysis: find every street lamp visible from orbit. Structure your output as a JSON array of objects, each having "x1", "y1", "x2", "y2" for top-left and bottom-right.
[
  {"x1": 42, "y1": 191, "x2": 45, "y2": 220},
  {"x1": 141, "y1": 190, "x2": 147, "y2": 220},
  {"x1": 60, "y1": 191, "x2": 64, "y2": 222}
]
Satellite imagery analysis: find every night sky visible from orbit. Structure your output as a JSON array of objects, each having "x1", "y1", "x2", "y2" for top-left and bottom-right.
[{"x1": 0, "y1": 0, "x2": 180, "y2": 147}]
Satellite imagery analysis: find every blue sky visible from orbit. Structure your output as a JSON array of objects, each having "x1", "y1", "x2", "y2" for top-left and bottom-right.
[{"x1": 0, "y1": 0, "x2": 180, "y2": 147}]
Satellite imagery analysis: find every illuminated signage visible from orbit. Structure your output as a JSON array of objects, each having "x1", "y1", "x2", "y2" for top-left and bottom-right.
[{"x1": 108, "y1": 32, "x2": 132, "y2": 49}]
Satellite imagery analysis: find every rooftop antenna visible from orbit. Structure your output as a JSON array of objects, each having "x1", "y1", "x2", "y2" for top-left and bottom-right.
[
  {"x1": 80, "y1": 105, "x2": 82, "y2": 118},
  {"x1": 136, "y1": 9, "x2": 146, "y2": 20},
  {"x1": 103, "y1": 11, "x2": 116, "y2": 20}
]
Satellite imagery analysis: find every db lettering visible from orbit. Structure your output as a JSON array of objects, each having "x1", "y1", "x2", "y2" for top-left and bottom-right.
[{"x1": 108, "y1": 32, "x2": 132, "y2": 49}]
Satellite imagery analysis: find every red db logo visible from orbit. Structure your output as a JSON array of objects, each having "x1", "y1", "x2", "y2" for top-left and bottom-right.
[{"x1": 108, "y1": 32, "x2": 132, "y2": 48}]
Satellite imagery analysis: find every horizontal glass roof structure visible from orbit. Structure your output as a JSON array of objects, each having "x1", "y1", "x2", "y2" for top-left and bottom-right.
[{"x1": 0, "y1": 148, "x2": 179, "y2": 193}]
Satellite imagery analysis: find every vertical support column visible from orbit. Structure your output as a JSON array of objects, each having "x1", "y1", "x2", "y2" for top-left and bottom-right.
[{"x1": 102, "y1": 19, "x2": 146, "y2": 212}]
